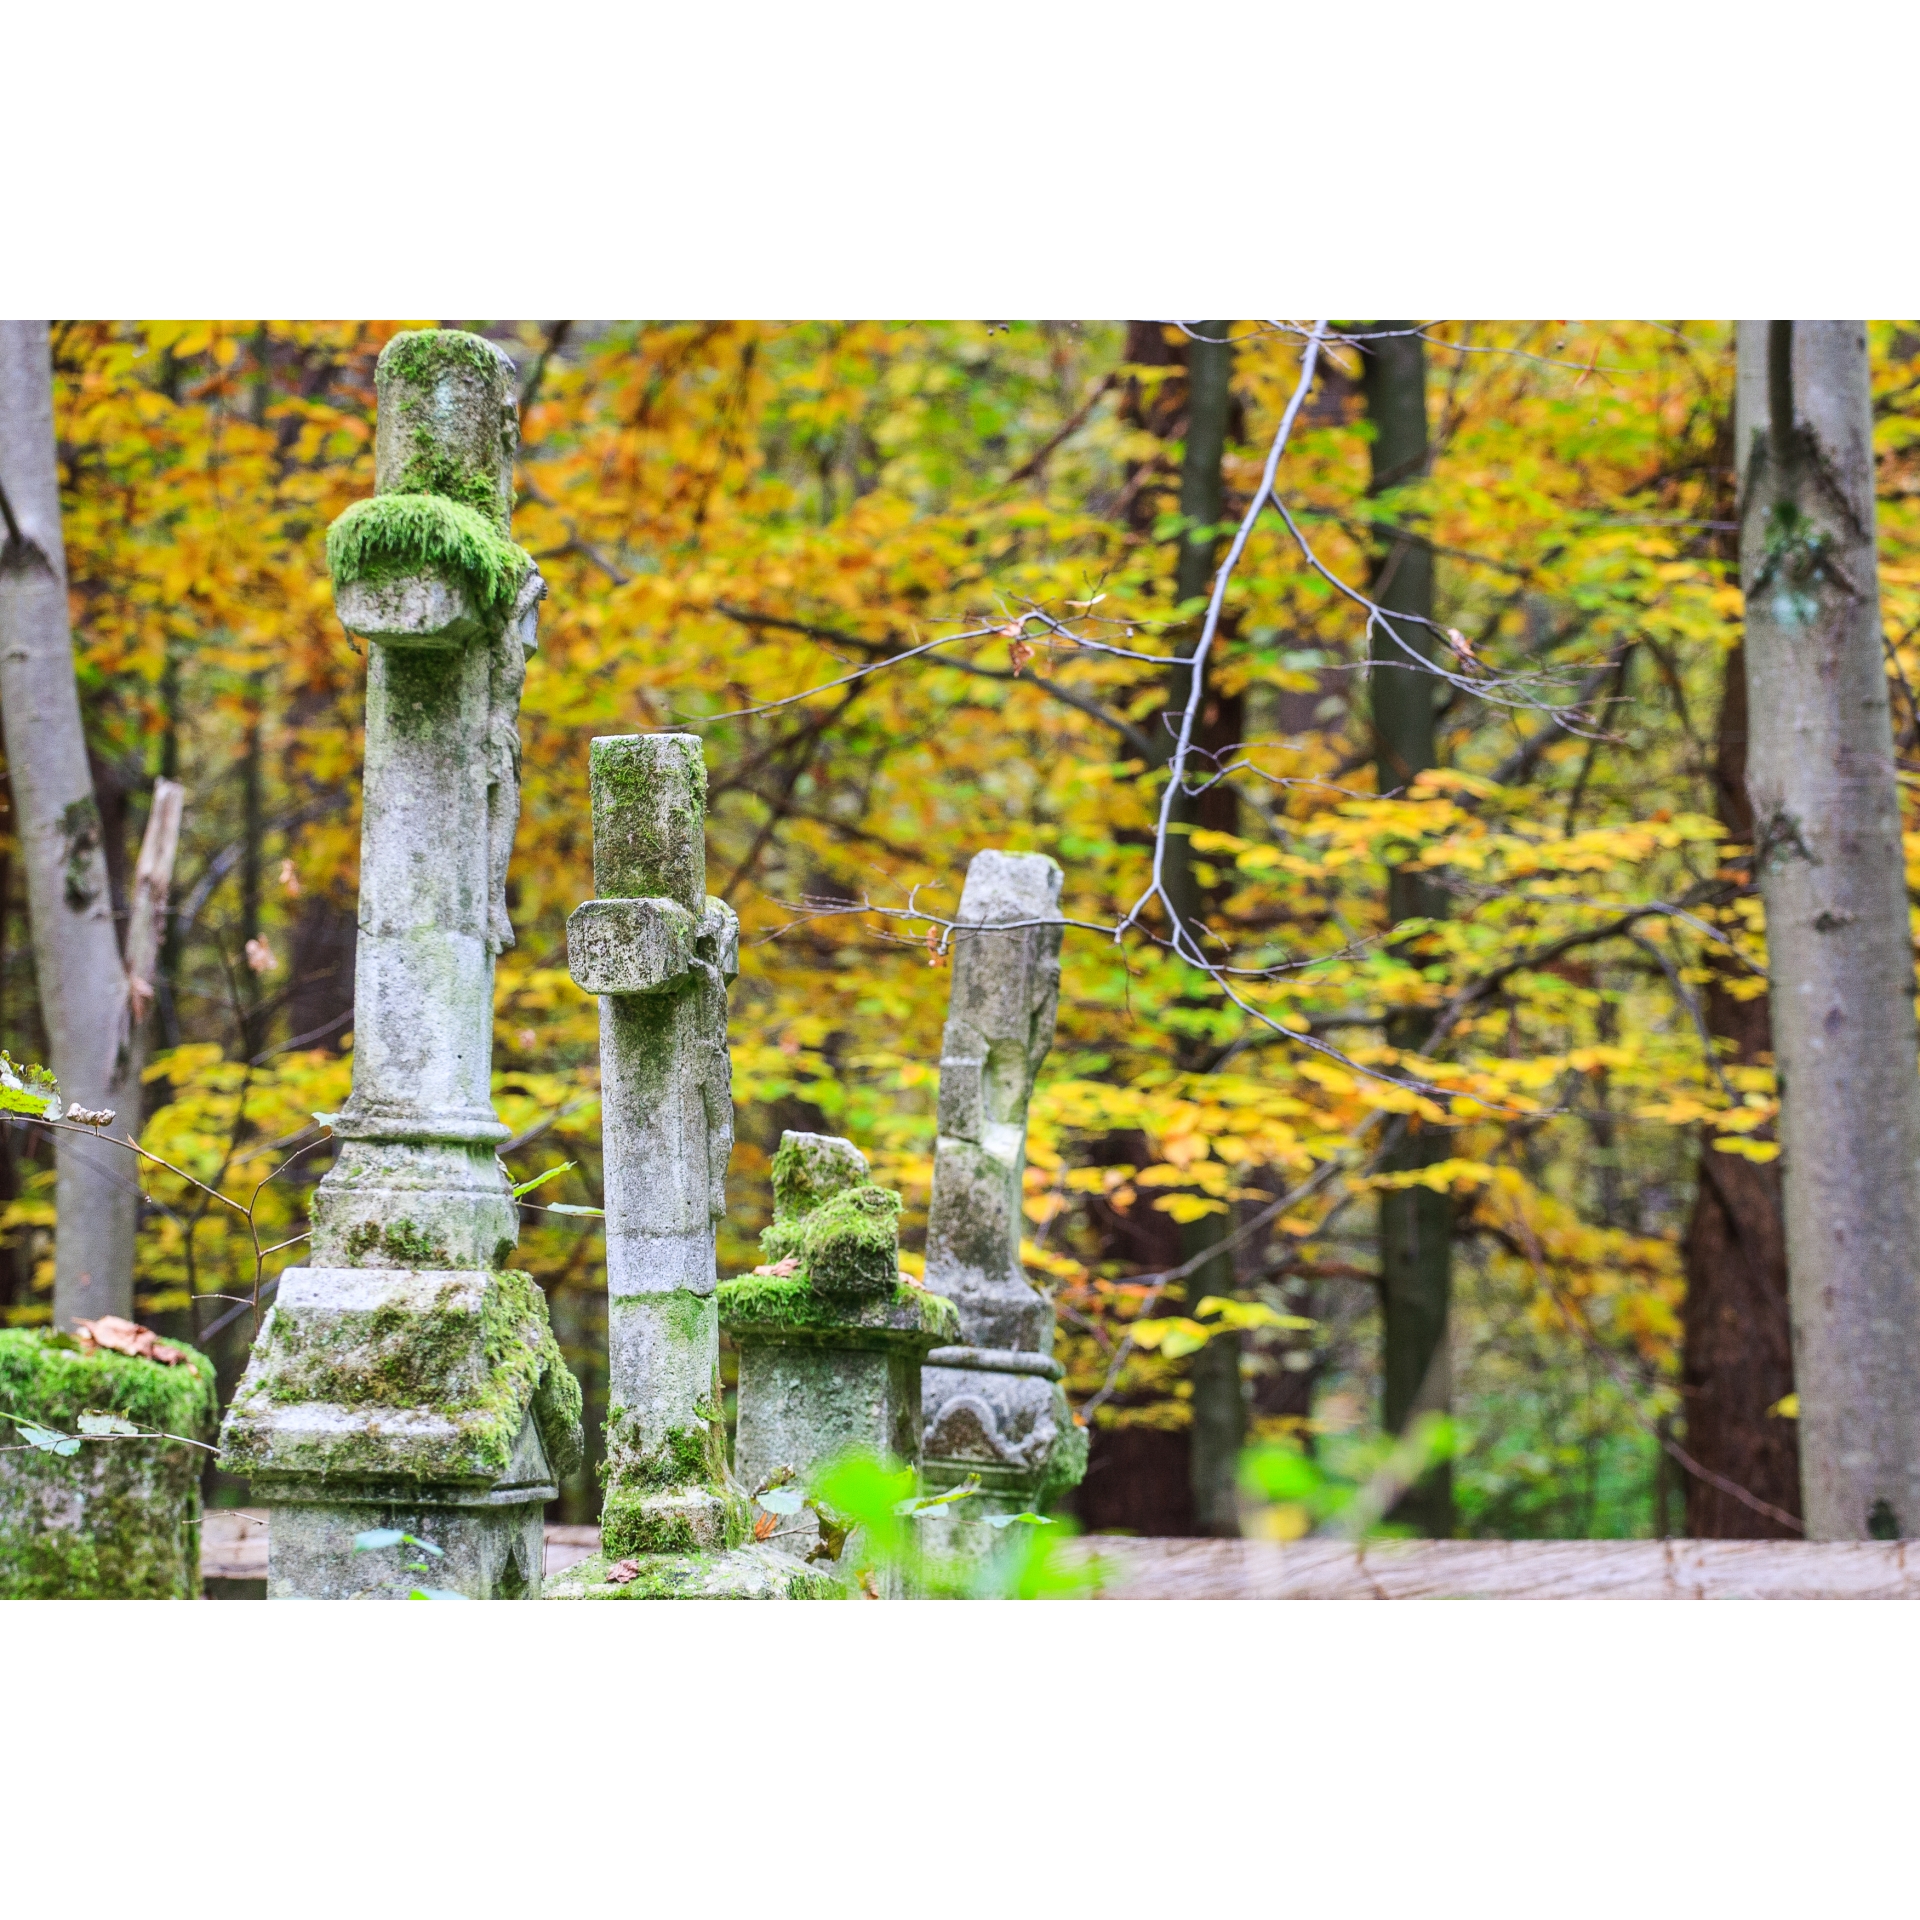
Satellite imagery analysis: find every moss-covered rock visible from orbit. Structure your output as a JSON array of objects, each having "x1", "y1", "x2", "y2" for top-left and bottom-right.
[
  {"x1": 761, "y1": 1183, "x2": 906, "y2": 1299},
  {"x1": 0, "y1": 1329, "x2": 216, "y2": 1599}
]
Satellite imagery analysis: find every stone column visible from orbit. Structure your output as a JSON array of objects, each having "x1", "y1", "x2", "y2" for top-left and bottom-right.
[
  {"x1": 544, "y1": 737, "x2": 834, "y2": 1599},
  {"x1": 919, "y1": 851, "x2": 1087, "y2": 1550},
  {"x1": 720, "y1": 1131, "x2": 959, "y2": 1557},
  {"x1": 220, "y1": 330, "x2": 582, "y2": 1599}
]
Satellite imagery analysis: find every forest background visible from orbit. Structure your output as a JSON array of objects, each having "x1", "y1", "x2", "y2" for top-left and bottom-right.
[{"x1": 9, "y1": 316, "x2": 1904, "y2": 1543}]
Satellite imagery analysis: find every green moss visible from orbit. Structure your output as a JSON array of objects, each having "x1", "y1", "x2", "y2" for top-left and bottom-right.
[
  {"x1": 602, "y1": 1494, "x2": 701, "y2": 1558},
  {"x1": 718, "y1": 1273, "x2": 960, "y2": 1348},
  {"x1": 342, "y1": 1217, "x2": 450, "y2": 1267},
  {"x1": 224, "y1": 1269, "x2": 582, "y2": 1487},
  {"x1": 379, "y1": 328, "x2": 509, "y2": 391},
  {"x1": 759, "y1": 1183, "x2": 903, "y2": 1299},
  {"x1": 0, "y1": 1328, "x2": 215, "y2": 1437},
  {"x1": 0, "y1": 1330, "x2": 215, "y2": 1599},
  {"x1": 769, "y1": 1132, "x2": 868, "y2": 1221},
  {"x1": 588, "y1": 735, "x2": 706, "y2": 907},
  {"x1": 327, "y1": 492, "x2": 529, "y2": 615},
  {"x1": 602, "y1": 1411, "x2": 721, "y2": 1492}
]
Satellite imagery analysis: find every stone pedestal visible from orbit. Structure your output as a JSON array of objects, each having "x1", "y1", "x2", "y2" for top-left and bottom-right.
[
  {"x1": 219, "y1": 330, "x2": 582, "y2": 1596},
  {"x1": 721, "y1": 1131, "x2": 958, "y2": 1558},
  {"x1": 919, "y1": 851, "x2": 1086, "y2": 1550},
  {"x1": 543, "y1": 738, "x2": 834, "y2": 1599},
  {"x1": 0, "y1": 1328, "x2": 215, "y2": 1598}
]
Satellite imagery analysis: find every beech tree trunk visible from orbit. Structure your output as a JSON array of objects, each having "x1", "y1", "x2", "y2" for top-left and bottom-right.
[
  {"x1": 1737, "y1": 319, "x2": 1920, "y2": 1540},
  {"x1": 0, "y1": 321, "x2": 144, "y2": 1327},
  {"x1": 1680, "y1": 626, "x2": 1799, "y2": 1536},
  {"x1": 1364, "y1": 325, "x2": 1452, "y2": 1536}
]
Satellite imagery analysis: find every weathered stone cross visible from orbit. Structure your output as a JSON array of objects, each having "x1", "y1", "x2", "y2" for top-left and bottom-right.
[
  {"x1": 547, "y1": 733, "x2": 834, "y2": 1597},
  {"x1": 222, "y1": 330, "x2": 582, "y2": 1600},
  {"x1": 918, "y1": 850, "x2": 1086, "y2": 1548}
]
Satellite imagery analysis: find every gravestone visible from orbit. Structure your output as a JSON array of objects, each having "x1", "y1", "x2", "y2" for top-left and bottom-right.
[
  {"x1": 220, "y1": 330, "x2": 582, "y2": 1599},
  {"x1": 720, "y1": 1130, "x2": 959, "y2": 1559},
  {"x1": 919, "y1": 850, "x2": 1086, "y2": 1552},
  {"x1": 544, "y1": 736, "x2": 833, "y2": 1598}
]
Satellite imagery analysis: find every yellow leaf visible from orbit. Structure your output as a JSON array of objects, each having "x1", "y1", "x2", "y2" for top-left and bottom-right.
[{"x1": 1768, "y1": 1394, "x2": 1799, "y2": 1420}]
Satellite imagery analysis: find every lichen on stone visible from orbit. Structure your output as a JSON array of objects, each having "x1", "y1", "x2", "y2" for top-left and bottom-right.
[
  {"x1": 327, "y1": 492, "x2": 530, "y2": 616},
  {"x1": 222, "y1": 1269, "x2": 582, "y2": 1486}
]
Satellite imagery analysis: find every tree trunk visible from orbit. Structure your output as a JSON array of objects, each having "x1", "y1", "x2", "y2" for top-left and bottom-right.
[
  {"x1": 1154, "y1": 324, "x2": 1249, "y2": 1537},
  {"x1": 0, "y1": 321, "x2": 144, "y2": 1327},
  {"x1": 1363, "y1": 325, "x2": 1452, "y2": 1535},
  {"x1": 1680, "y1": 632, "x2": 1800, "y2": 1536},
  {"x1": 1738, "y1": 319, "x2": 1920, "y2": 1540}
]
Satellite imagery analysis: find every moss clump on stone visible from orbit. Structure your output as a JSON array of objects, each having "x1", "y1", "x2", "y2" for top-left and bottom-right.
[
  {"x1": 602, "y1": 1410, "x2": 721, "y2": 1493},
  {"x1": 717, "y1": 1272, "x2": 960, "y2": 1347},
  {"x1": 0, "y1": 1329, "x2": 216, "y2": 1599},
  {"x1": 760, "y1": 1183, "x2": 903, "y2": 1299},
  {"x1": 601, "y1": 1494, "x2": 702, "y2": 1558},
  {"x1": 769, "y1": 1131, "x2": 868, "y2": 1220},
  {"x1": 380, "y1": 327, "x2": 511, "y2": 393},
  {"x1": 327, "y1": 493, "x2": 530, "y2": 616}
]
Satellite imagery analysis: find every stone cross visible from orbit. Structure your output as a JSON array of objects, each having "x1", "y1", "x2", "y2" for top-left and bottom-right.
[
  {"x1": 919, "y1": 851, "x2": 1087, "y2": 1544},
  {"x1": 545, "y1": 735, "x2": 832, "y2": 1598},
  {"x1": 720, "y1": 1130, "x2": 959, "y2": 1559},
  {"x1": 220, "y1": 330, "x2": 582, "y2": 1600}
]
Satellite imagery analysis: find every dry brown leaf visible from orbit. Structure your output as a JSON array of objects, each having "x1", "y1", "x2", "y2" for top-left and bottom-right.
[
  {"x1": 244, "y1": 936, "x2": 278, "y2": 975},
  {"x1": 604, "y1": 1557, "x2": 642, "y2": 1585},
  {"x1": 1008, "y1": 638, "x2": 1034, "y2": 676},
  {"x1": 73, "y1": 1315, "x2": 188, "y2": 1368},
  {"x1": 926, "y1": 926, "x2": 946, "y2": 968},
  {"x1": 751, "y1": 1258, "x2": 801, "y2": 1278},
  {"x1": 752, "y1": 1510, "x2": 778, "y2": 1541}
]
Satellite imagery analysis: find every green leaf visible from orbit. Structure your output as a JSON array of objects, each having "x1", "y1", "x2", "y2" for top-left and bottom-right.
[
  {"x1": 352, "y1": 1528, "x2": 406, "y2": 1552},
  {"x1": 543, "y1": 1203, "x2": 605, "y2": 1217},
  {"x1": 401, "y1": 1532, "x2": 444, "y2": 1557},
  {"x1": 983, "y1": 1511, "x2": 1054, "y2": 1529},
  {"x1": 510, "y1": 1161, "x2": 575, "y2": 1198},
  {"x1": 756, "y1": 1488, "x2": 805, "y2": 1515},
  {"x1": 14, "y1": 1423, "x2": 81, "y2": 1455},
  {"x1": 77, "y1": 1412, "x2": 139, "y2": 1436},
  {"x1": 409, "y1": 1587, "x2": 471, "y2": 1601}
]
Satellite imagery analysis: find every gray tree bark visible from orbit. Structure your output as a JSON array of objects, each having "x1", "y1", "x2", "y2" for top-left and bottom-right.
[
  {"x1": 1737, "y1": 319, "x2": 1920, "y2": 1540},
  {"x1": 0, "y1": 321, "x2": 145, "y2": 1327},
  {"x1": 1364, "y1": 325, "x2": 1452, "y2": 1536}
]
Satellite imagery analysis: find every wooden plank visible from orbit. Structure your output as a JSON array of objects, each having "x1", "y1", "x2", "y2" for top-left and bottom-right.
[{"x1": 1068, "y1": 1536, "x2": 1920, "y2": 1599}]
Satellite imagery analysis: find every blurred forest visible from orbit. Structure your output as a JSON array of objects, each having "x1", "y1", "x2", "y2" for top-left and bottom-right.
[{"x1": 12, "y1": 318, "x2": 1918, "y2": 1539}]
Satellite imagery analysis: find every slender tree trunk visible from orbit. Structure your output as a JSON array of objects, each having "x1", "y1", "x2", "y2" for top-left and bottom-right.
[
  {"x1": 0, "y1": 321, "x2": 144, "y2": 1327},
  {"x1": 1363, "y1": 325, "x2": 1452, "y2": 1535},
  {"x1": 1154, "y1": 324, "x2": 1250, "y2": 1537},
  {"x1": 1680, "y1": 633, "x2": 1800, "y2": 1535},
  {"x1": 1738, "y1": 319, "x2": 1920, "y2": 1540}
]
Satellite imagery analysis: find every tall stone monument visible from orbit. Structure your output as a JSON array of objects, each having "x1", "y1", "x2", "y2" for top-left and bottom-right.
[
  {"x1": 721, "y1": 1130, "x2": 959, "y2": 1548},
  {"x1": 918, "y1": 851, "x2": 1086, "y2": 1549},
  {"x1": 545, "y1": 736, "x2": 833, "y2": 1598},
  {"x1": 221, "y1": 330, "x2": 583, "y2": 1600}
]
